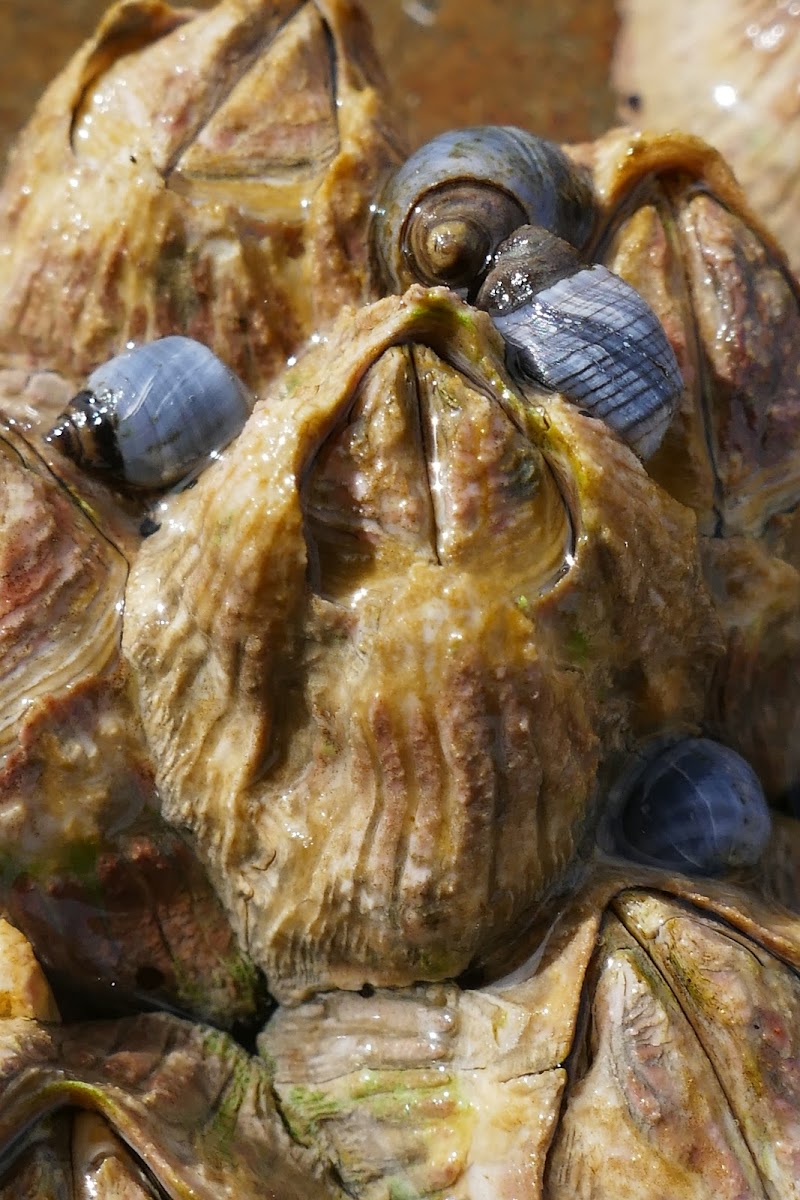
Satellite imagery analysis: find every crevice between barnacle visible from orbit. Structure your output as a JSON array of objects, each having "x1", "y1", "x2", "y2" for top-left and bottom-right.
[{"x1": 412, "y1": 343, "x2": 443, "y2": 568}]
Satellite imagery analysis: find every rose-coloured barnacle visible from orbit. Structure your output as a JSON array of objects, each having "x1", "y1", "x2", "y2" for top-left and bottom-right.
[
  {"x1": 475, "y1": 225, "x2": 682, "y2": 459},
  {"x1": 601, "y1": 737, "x2": 772, "y2": 876},
  {"x1": 47, "y1": 336, "x2": 253, "y2": 490},
  {"x1": 372, "y1": 125, "x2": 596, "y2": 294}
]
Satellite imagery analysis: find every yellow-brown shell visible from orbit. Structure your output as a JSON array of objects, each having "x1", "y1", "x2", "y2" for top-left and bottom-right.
[
  {"x1": 571, "y1": 129, "x2": 800, "y2": 797},
  {"x1": 263, "y1": 868, "x2": 800, "y2": 1199},
  {"x1": 122, "y1": 288, "x2": 722, "y2": 1002},
  {"x1": 0, "y1": 0, "x2": 403, "y2": 426}
]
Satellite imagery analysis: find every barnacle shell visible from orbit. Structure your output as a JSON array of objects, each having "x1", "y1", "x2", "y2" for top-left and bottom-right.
[
  {"x1": 614, "y1": 0, "x2": 800, "y2": 274},
  {"x1": 0, "y1": 415, "x2": 262, "y2": 1025},
  {"x1": 264, "y1": 869, "x2": 800, "y2": 1199},
  {"x1": 0, "y1": 1006, "x2": 341, "y2": 1199},
  {"x1": 122, "y1": 288, "x2": 721, "y2": 1002},
  {"x1": 0, "y1": 0, "x2": 402, "y2": 422},
  {"x1": 0, "y1": 420, "x2": 126, "y2": 763},
  {"x1": 0, "y1": 7, "x2": 799, "y2": 1195},
  {"x1": 585, "y1": 128, "x2": 800, "y2": 795}
]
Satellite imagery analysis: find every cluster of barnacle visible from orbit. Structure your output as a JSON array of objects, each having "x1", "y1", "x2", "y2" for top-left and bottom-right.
[
  {"x1": 41, "y1": 124, "x2": 778, "y2": 875},
  {"x1": 0, "y1": 0, "x2": 799, "y2": 1196}
]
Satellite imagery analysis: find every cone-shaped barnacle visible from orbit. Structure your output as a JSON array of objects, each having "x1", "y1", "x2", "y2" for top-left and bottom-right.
[
  {"x1": 372, "y1": 125, "x2": 596, "y2": 294},
  {"x1": 474, "y1": 225, "x2": 683, "y2": 459},
  {"x1": 601, "y1": 736, "x2": 772, "y2": 876},
  {"x1": 46, "y1": 335, "x2": 253, "y2": 490}
]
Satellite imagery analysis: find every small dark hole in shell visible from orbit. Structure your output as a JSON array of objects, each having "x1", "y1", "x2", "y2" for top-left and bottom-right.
[
  {"x1": 139, "y1": 515, "x2": 161, "y2": 537},
  {"x1": 135, "y1": 965, "x2": 165, "y2": 991}
]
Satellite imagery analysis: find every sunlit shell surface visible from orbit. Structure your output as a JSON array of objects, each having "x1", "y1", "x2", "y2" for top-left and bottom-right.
[
  {"x1": 0, "y1": 3, "x2": 798, "y2": 1198},
  {"x1": 0, "y1": 0, "x2": 402, "y2": 429},
  {"x1": 584, "y1": 128, "x2": 800, "y2": 796},
  {"x1": 122, "y1": 289, "x2": 719, "y2": 1002},
  {"x1": 614, "y1": 0, "x2": 800, "y2": 275}
]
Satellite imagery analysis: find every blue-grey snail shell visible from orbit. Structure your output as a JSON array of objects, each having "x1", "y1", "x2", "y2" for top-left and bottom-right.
[
  {"x1": 602, "y1": 737, "x2": 772, "y2": 876},
  {"x1": 47, "y1": 336, "x2": 253, "y2": 489},
  {"x1": 475, "y1": 226, "x2": 682, "y2": 459},
  {"x1": 372, "y1": 125, "x2": 597, "y2": 294}
]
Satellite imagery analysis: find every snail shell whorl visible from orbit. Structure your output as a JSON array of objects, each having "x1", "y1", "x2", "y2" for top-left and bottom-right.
[
  {"x1": 605, "y1": 738, "x2": 772, "y2": 876},
  {"x1": 48, "y1": 336, "x2": 253, "y2": 490},
  {"x1": 477, "y1": 227, "x2": 682, "y2": 460},
  {"x1": 373, "y1": 126, "x2": 597, "y2": 294}
]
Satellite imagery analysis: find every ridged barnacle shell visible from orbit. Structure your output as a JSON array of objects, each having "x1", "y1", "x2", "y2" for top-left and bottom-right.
[
  {"x1": 121, "y1": 288, "x2": 721, "y2": 1003},
  {"x1": 0, "y1": 966, "x2": 338, "y2": 1200},
  {"x1": 614, "y1": 0, "x2": 800, "y2": 274},
  {"x1": 263, "y1": 867, "x2": 800, "y2": 1199},
  {"x1": 0, "y1": 0, "x2": 403, "y2": 418},
  {"x1": 585, "y1": 128, "x2": 800, "y2": 797},
  {"x1": 0, "y1": 417, "x2": 262, "y2": 1027},
  {"x1": 0, "y1": 419, "x2": 126, "y2": 762}
]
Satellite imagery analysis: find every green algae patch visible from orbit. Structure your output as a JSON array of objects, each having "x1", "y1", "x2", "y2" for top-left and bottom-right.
[
  {"x1": 566, "y1": 627, "x2": 591, "y2": 665},
  {"x1": 276, "y1": 1064, "x2": 474, "y2": 1197}
]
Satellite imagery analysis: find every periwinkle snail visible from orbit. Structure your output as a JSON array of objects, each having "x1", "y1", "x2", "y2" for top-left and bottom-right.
[
  {"x1": 373, "y1": 125, "x2": 682, "y2": 459},
  {"x1": 47, "y1": 336, "x2": 253, "y2": 489},
  {"x1": 372, "y1": 125, "x2": 597, "y2": 294},
  {"x1": 475, "y1": 226, "x2": 682, "y2": 459},
  {"x1": 603, "y1": 737, "x2": 772, "y2": 876}
]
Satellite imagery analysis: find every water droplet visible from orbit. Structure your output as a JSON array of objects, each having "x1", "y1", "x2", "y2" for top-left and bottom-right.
[{"x1": 402, "y1": 0, "x2": 439, "y2": 27}]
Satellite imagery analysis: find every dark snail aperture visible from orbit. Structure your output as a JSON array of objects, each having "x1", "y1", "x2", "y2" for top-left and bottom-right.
[
  {"x1": 372, "y1": 125, "x2": 597, "y2": 294},
  {"x1": 604, "y1": 737, "x2": 772, "y2": 876},
  {"x1": 46, "y1": 336, "x2": 253, "y2": 489},
  {"x1": 475, "y1": 226, "x2": 683, "y2": 459}
]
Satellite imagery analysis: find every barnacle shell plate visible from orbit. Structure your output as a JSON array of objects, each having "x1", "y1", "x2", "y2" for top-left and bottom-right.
[
  {"x1": 0, "y1": 0, "x2": 402, "y2": 422},
  {"x1": 122, "y1": 288, "x2": 720, "y2": 1003}
]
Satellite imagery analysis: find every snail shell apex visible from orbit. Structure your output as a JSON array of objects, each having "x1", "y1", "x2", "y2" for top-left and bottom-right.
[{"x1": 47, "y1": 336, "x2": 253, "y2": 490}]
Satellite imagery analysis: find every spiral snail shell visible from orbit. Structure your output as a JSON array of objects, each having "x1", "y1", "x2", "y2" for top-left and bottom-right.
[
  {"x1": 372, "y1": 125, "x2": 596, "y2": 294},
  {"x1": 603, "y1": 737, "x2": 772, "y2": 876},
  {"x1": 47, "y1": 336, "x2": 253, "y2": 490},
  {"x1": 475, "y1": 226, "x2": 682, "y2": 459}
]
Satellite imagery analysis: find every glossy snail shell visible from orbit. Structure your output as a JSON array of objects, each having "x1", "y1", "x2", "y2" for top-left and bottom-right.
[
  {"x1": 476, "y1": 226, "x2": 682, "y2": 459},
  {"x1": 603, "y1": 737, "x2": 772, "y2": 876},
  {"x1": 47, "y1": 336, "x2": 253, "y2": 490},
  {"x1": 372, "y1": 125, "x2": 597, "y2": 294}
]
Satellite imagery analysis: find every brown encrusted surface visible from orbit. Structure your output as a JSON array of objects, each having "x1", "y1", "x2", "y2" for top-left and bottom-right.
[{"x1": 0, "y1": 0, "x2": 618, "y2": 166}]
